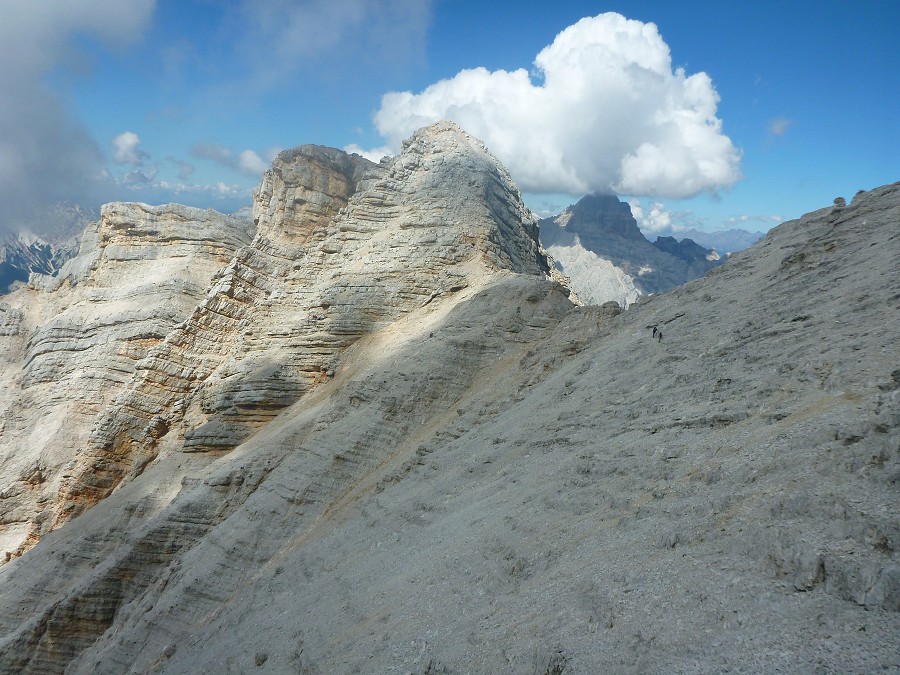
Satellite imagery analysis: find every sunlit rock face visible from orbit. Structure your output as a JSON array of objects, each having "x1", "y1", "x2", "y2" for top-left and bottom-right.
[
  {"x1": 0, "y1": 202, "x2": 255, "y2": 559},
  {"x1": 0, "y1": 123, "x2": 896, "y2": 673},
  {"x1": 0, "y1": 120, "x2": 551, "y2": 559}
]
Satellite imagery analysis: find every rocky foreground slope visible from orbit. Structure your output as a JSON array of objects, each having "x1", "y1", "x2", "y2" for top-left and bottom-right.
[{"x1": 0, "y1": 124, "x2": 897, "y2": 672}]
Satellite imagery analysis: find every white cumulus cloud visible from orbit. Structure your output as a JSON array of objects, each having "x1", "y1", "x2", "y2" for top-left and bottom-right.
[
  {"x1": 365, "y1": 12, "x2": 741, "y2": 199},
  {"x1": 629, "y1": 199, "x2": 677, "y2": 234},
  {"x1": 112, "y1": 131, "x2": 146, "y2": 165}
]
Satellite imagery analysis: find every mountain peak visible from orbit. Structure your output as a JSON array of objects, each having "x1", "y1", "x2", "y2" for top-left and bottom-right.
[
  {"x1": 540, "y1": 193, "x2": 723, "y2": 298},
  {"x1": 403, "y1": 119, "x2": 479, "y2": 148},
  {"x1": 0, "y1": 124, "x2": 552, "y2": 555},
  {"x1": 652, "y1": 234, "x2": 719, "y2": 263},
  {"x1": 565, "y1": 193, "x2": 645, "y2": 240}
]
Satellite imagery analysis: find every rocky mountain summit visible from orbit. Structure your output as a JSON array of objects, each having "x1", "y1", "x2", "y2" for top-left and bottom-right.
[
  {"x1": 0, "y1": 122, "x2": 897, "y2": 672},
  {"x1": 0, "y1": 121, "x2": 547, "y2": 561},
  {"x1": 540, "y1": 194, "x2": 723, "y2": 305}
]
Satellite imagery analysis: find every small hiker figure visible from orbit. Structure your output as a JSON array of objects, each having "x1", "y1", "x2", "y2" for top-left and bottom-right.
[
  {"x1": 652, "y1": 326, "x2": 658, "y2": 338},
  {"x1": 657, "y1": 331, "x2": 663, "y2": 343}
]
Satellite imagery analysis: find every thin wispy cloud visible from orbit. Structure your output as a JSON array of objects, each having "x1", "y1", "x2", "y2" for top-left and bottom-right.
[
  {"x1": 765, "y1": 117, "x2": 793, "y2": 149},
  {"x1": 108, "y1": 136, "x2": 249, "y2": 201},
  {"x1": 167, "y1": 157, "x2": 196, "y2": 181},
  {"x1": 726, "y1": 214, "x2": 783, "y2": 225},
  {"x1": 768, "y1": 117, "x2": 792, "y2": 138},
  {"x1": 154, "y1": 180, "x2": 245, "y2": 198},
  {"x1": 191, "y1": 142, "x2": 281, "y2": 177},
  {"x1": 235, "y1": 0, "x2": 431, "y2": 86},
  {"x1": 123, "y1": 167, "x2": 159, "y2": 185}
]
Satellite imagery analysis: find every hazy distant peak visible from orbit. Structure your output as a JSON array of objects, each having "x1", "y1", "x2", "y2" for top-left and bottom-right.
[{"x1": 539, "y1": 193, "x2": 724, "y2": 299}]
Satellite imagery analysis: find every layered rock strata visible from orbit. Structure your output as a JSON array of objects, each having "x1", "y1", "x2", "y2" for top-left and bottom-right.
[
  {"x1": 0, "y1": 181, "x2": 896, "y2": 673},
  {"x1": 0, "y1": 203, "x2": 254, "y2": 558},
  {"x1": 0, "y1": 121, "x2": 550, "y2": 558}
]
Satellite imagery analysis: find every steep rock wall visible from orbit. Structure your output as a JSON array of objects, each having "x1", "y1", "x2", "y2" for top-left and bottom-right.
[
  {"x1": 0, "y1": 203, "x2": 254, "y2": 559},
  {"x1": 540, "y1": 194, "x2": 723, "y2": 299},
  {"x1": 0, "y1": 183, "x2": 896, "y2": 673},
  {"x1": 0, "y1": 121, "x2": 551, "y2": 559}
]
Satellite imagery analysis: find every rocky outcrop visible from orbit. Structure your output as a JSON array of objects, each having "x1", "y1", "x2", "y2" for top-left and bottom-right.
[
  {"x1": 0, "y1": 128, "x2": 896, "y2": 672},
  {"x1": 539, "y1": 193, "x2": 723, "y2": 301},
  {"x1": 0, "y1": 121, "x2": 550, "y2": 559},
  {"x1": 0, "y1": 203, "x2": 255, "y2": 559}
]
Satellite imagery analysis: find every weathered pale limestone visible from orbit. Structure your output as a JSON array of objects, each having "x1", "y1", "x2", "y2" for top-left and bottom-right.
[{"x1": 0, "y1": 126, "x2": 896, "y2": 673}]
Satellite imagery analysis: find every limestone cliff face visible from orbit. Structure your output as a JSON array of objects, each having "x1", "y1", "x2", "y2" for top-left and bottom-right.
[
  {"x1": 0, "y1": 203, "x2": 255, "y2": 558},
  {"x1": 0, "y1": 121, "x2": 550, "y2": 559},
  {"x1": 0, "y1": 181, "x2": 896, "y2": 674},
  {"x1": 540, "y1": 193, "x2": 723, "y2": 301}
]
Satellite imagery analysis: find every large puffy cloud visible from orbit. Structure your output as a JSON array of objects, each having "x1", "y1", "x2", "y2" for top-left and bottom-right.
[
  {"x1": 0, "y1": 0, "x2": 156, "y2": 231},
  {"x1": 365, "y1": 13, "x2": 741, "y2": 199}
]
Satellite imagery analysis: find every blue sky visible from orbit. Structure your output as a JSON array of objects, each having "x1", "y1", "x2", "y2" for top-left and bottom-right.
[{"x1": 1, "y1": 0, "x2": 897, "y2": 238}]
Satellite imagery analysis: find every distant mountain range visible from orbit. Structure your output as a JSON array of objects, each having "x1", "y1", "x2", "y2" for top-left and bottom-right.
[
  {"x1": 669, "y1": 226, "x2": 765, "y2": 254},
  {"x1": 0, "y1": 203, "x2": 96, "y2": 293},
  {"x1": 0, "y1": 197, "x2": 763, "y2": 302},
  {"x1": 539, "y1": 194, "x2": 725, "y2": 305}
]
